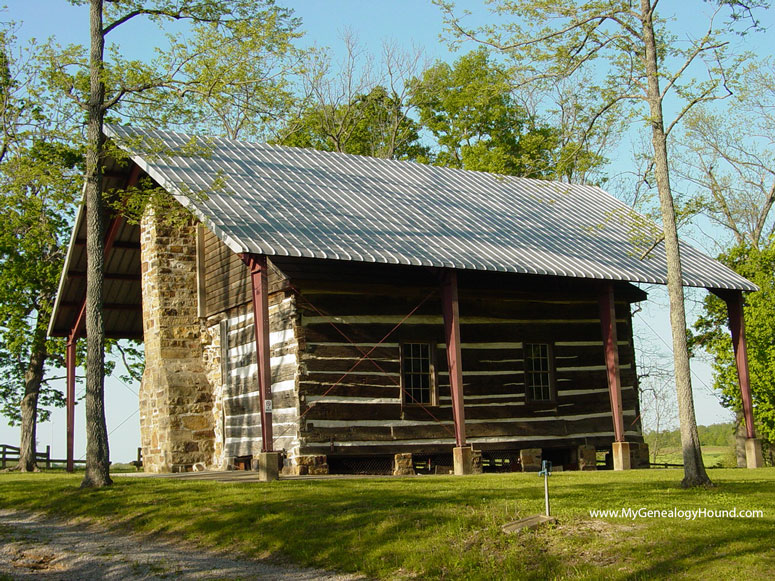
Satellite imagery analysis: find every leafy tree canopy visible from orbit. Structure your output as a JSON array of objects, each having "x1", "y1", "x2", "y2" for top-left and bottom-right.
[
  {"x1": 409, "y1": 48, "x2": 559, "y2": 178},
  {"x1": 0, "y1": 26, "x2": 83, "y2": 428},
  {"x1": 279, "y1": 85, "x2": 429, "y2": 161}
]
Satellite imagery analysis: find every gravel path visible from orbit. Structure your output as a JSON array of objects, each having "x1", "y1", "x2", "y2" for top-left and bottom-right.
[{"x1": 0, "y1": 509, "x2": 363, "y2": 580}]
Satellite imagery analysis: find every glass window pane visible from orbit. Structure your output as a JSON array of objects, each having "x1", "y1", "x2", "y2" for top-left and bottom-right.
[
  {"x1": 525, "y1": 343, "x2": 552, "y2": 402},
  {"x1": 402, "y1": 343, "x2": 433, "y2": 405}
]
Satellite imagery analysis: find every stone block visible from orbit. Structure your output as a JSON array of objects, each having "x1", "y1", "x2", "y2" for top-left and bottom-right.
[
  {"x1": 295, "y1": 454, "x2": 327, "y2": 467},
  {"x1": 612, "y1": 441, "x2": 631, "y2": 471},
  {"x1": 471, "y1": 449, "x2": 483, "y2": 474},
  {"x1": 578, "y1": 445, "x2": 597, "y2": 471},
  {"x1": 393, "y1": 453, "x2": 415, "y2": 476},
  {"x1": 453, "y1": 446, "x2": 474, "y2": 475},
  {"x1": 256, "y1": 452, "x2": 281, "y2": 481},
  {"x1": 746, "y1": 438, "x2": 764, "y2": 468},
  {"x1": 193, "y1": 429, "x2": 215, "y2": 441},
  {"x1": 307, "y1": 464, "x2": 329, "y2": 475},
  {"x1": 520, "y1": 448, "x2": 542, "y2": 472},
  {"x1": 282, "y1": 465, "x2": 307, "y2": 476},
  {"x1": 629, "y1": 442, "x2": 650, "y2": 468},
  {"x1": 181, "y1": 415, "x2": 209, "y2": 431}
]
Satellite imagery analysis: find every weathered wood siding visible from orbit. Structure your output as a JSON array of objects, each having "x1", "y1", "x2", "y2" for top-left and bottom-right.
[
  {"x1": 293, "y1": 277, "x2": 643, "y2": 457},
  {"x1": 200, "y1": 227, "x2": 252, "y2": 317},
  {"x1": 200, "y1": 227, "x2": 302, "y2": 461},
  {"x1": 219, "y1": 296, "x2": 301, "y2": 458}
]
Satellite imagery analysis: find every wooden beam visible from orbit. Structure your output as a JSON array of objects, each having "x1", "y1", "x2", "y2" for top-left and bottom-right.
[
  {"x1": 196, "y1": 224, "x2": 207, "y2": 317},
  {"x1": 241, "y1": 253, "x2": 274, "y2": 452},
  {"x1": 66, "y1": 338, "x2": 76, "y2": 473},
  {"x1": 598, "y1": 282, "x2": 624, "y2": 443},
  {"x1": 714, "y1": 289, "x2": 755, "y2": 439},
  {"x1": 440, "y1": 268, "x2": 466, "y2": 448}
]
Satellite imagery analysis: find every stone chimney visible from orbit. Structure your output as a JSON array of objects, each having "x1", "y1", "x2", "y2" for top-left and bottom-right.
[{"x1": 138, "y1": 208, "x2": 215, "y2": 472}]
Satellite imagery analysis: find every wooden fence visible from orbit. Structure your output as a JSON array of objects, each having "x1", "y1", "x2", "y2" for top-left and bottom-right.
[{"x1": 0, "y1": 443, "x2": 86, "y2": 469}]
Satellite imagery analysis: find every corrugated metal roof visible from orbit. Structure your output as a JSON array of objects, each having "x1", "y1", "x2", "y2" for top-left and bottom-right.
[{"x1": 105, "y1": 124, "x2": 756, "y2": 292}]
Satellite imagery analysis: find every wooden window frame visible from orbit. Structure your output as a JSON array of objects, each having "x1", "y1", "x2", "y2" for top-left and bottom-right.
[
  {"x1": 524, "y1": 342, "x2": 556, "y2": 404},
  {"x1": 400, "y1": 341, "x2": 438, "y2": 407}
]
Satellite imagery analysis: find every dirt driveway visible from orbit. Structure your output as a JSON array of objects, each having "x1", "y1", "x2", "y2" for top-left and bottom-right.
[{"x1": 0, "y1": 509, "x2": 363, "y2": 580}]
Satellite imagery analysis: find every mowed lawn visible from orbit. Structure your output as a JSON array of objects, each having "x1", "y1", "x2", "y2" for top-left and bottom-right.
[
  {"x1": 1, "y1": 468, "x2": 773, "y2": 580},
  {"x1": 649, "y1": 446, "x2": 735, "y2": 468}
]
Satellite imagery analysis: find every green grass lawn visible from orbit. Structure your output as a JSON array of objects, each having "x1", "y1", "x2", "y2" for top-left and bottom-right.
[
  {"x1": 1, "y1": 468, "x2": 773, "y2": 580},
  {"x1": 649, "y1": 446, "x2": 736, "y2": 468}
]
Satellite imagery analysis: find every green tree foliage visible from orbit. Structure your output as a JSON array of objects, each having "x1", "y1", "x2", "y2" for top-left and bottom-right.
[
  {"x1": 0, "y1": 140, "x2": 81, "y2": 421},
  {"x1": 279, "y1": 85, "x2": 429, "y2": 160},
  {"x1": 690, "y1": 242, "x2": 775, "y2": 445},
  {"x1": 134, "y1": 3, "x2": 303, "y2": 141},
  {"x1": 0, "y1": 26, "x2": 83, "y2": 470},
  {"x1": 409, "y1": 48, "x2": 558, "y2": 178},
  {"x1": 644, "y1": 423, "x2": 736, "y2": 450}
]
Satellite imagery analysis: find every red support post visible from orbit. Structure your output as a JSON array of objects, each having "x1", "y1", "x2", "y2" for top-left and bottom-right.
[
  {"x1": 242, "y1": 253, "x2": 274, "y2": 452},
  {"x1": 64, "y1": 214, "x2": 125, "y2": 470},
  {"x1": 63, "y1": 164, "x2": 141, "y2": 472},
  {"x1": 66, "y1": 337, "x2": 77, "y2": 473},
  {"x1": 440, "y1": 269, "x2": 466, "y2": 448},
  {"x1": 598, "y1": 282, "x2": 625, "y2": 443},
  {"x1": 723, "y1": 290, "x2": 756, "y2": 439}
]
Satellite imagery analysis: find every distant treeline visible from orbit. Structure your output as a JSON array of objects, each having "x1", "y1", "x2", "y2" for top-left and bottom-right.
[{"x1": 644, "y1": 422, "x2": 735, "y2": 449}]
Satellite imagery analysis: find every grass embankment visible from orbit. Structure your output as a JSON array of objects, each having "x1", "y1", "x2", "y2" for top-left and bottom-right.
[{"x1": 1, "y1": 468, "x2": 773, "y2": 579}]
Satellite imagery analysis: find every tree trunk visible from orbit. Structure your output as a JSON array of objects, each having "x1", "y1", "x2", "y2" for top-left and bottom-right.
[
  {"x1": 16, "y1": 318, "x2": 48, "y2": 472},
  {"x1": 81, "y1": 0, "x2": 111, "y2": 488},
  {"x1": 640, "y1": 0, "x2": 711, "y2": 487}
]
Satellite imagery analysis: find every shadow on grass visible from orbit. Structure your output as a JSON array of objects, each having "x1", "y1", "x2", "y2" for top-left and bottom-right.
[{"x1": 1, "y1": 468, "x2": 773, "y2": 579}]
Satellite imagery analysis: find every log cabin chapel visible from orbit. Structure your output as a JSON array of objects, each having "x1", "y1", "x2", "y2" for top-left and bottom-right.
[{"x1": 48, "y1": 125, "x2": 763, "y2": 477}]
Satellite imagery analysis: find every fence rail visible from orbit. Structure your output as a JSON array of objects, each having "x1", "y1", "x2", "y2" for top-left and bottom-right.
[{"x1": 0, "y1": 443, "x2": 86, "y2": 469}]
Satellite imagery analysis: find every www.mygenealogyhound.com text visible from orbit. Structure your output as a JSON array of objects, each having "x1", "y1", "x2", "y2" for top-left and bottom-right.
[{"x1": 589, "y1": 507, "x2": 764, "y2": 520}]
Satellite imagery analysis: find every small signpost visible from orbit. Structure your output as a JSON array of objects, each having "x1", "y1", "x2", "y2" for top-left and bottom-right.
[
  {"x1": 501, "y1": 459, "x2": 558, "y2": 534},
  {"x1": 539, "y1": 460, "x2": 552, "y2": 516}
]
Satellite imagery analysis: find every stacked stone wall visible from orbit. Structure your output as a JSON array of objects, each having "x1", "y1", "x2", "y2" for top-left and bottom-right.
[{"x1": 139, "y1": 209, "x2": 216, "y2": 472}]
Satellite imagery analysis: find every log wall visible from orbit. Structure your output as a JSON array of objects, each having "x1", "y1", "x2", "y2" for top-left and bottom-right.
[
  {"x1": 198, "y1": 245, "x2": 645, "y2": 464},
  {"x1": 200, "y1": 228, "x2": 302, "y2": 463},
  {"x1": 292, "y1": 275, "x2": 643, "y2": 458},
  {"x1": 218, "y1": 296, "x2": 301, "y2": 459}
]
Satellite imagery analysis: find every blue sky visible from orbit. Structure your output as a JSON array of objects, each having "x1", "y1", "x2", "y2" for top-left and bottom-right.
[{"x1": 4, "y1": 0, "x2": 771, "y2": 461}]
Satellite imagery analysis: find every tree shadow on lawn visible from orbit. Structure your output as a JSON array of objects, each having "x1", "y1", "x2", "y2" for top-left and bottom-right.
[
  {"x1": 3, "y1": 469, "x2": 773, "y2": 579},
  {"x1": 127, "y1": 470, "x2": 774, "y2": 578},
  {"x1": 541, "y1": 469, "x2": 775, "y2": 578}
]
